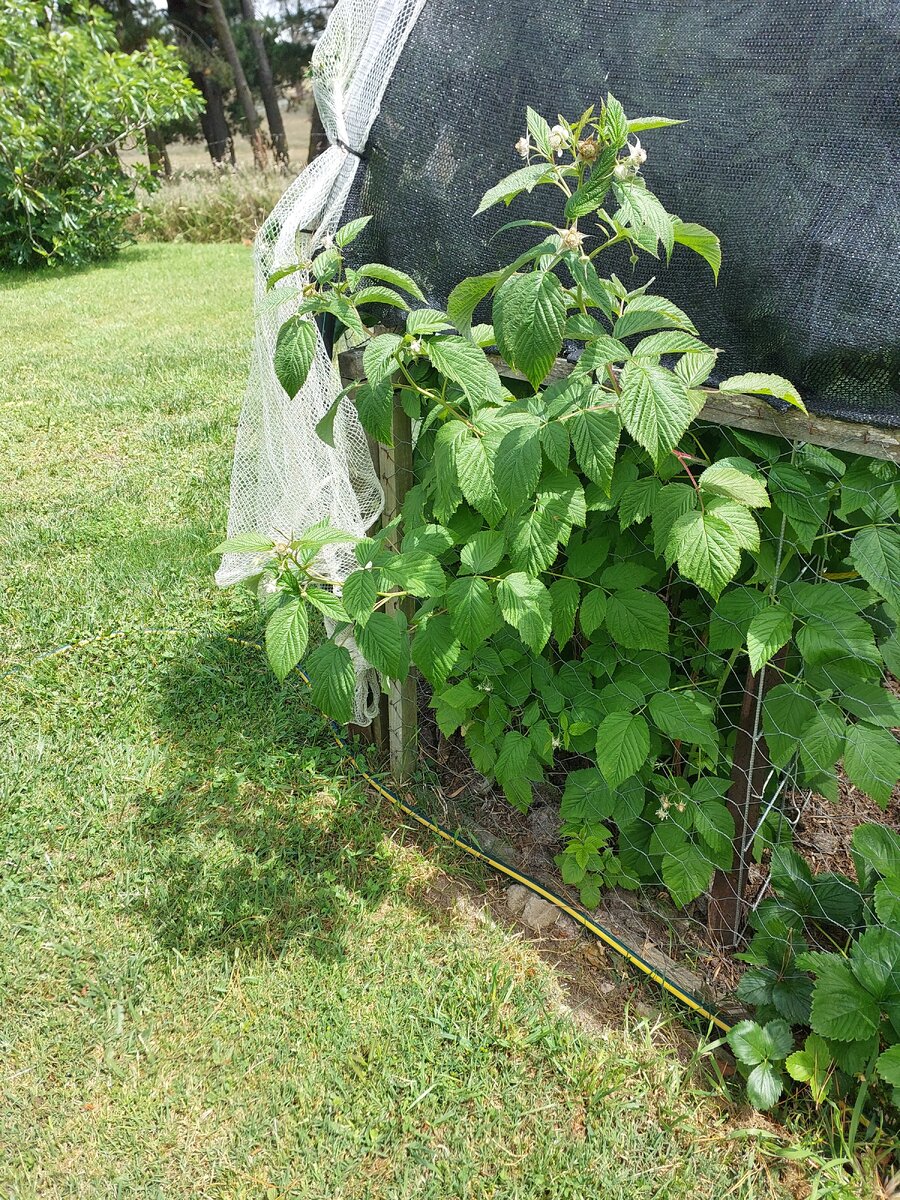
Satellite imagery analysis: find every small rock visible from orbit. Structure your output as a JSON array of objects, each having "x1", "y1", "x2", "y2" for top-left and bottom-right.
[
  {"x1": 521, "y1": 894, "x2": 561, "y2": 932},
  {"x1": 506, "y1": 884, "x2": 529, "y2": 915},
  {"x1": 528, "y1": 805, "x2": 560, "y2": 847},
  {"x1": 581, "y1": 939, "x2": 606, "y2": 968},
  {"x1": 471, "y1": 826, "x2": 518, "y2": 866},
  {"x1": 553, "y1": 914, "x2": 581, "y2": 940},
  {"x1": 597, "y1": 979, "x2": 616, "y2": 995}
]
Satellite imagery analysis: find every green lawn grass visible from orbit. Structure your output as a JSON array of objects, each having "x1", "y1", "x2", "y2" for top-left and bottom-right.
[{"x1": 0, "y1": 245, "x2": 802, "y2": 1199}]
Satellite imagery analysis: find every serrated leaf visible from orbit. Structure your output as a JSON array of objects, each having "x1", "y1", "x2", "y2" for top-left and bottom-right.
[
  {"x1": 719, "y1": 372, "x2": 806, "y2": 412},
  {"x1": 614, "y1": 180, "x2": 674, "y2": 255},
  {"x1": 460, "y1": 530, "x2": 505, "y2": 575},
  {"x1": 334, "y1": 214, "x2": 372, "y2": 248},
  {"x1": 569, "y1": 406, "x2": 621, "y2": 494},
  {"x1": 304, "y1": 587, "x2": 347, "y2": 621},
  {"x1": 497, "y1": 572, "x2": 552, "y2": 653},
  {"x1": 564, "y1": 147, "x2": 617, "y2": 219},
  {"x1": 648, "y1": 691, "x2": 718, "y2": 752},
  {"x1": 381, "y1": 550, "x2": 445, "y2": 598},
  {"x1": 849, "y1": 526, "x2": 900, "y2": 612},
  {"x1": 356, "y1": 610, "x2": 408, "y2": 680},
  {"x1": 274, "y1": 315, "x2": 317, "y2": 399},
  {"x1": 540, "y1": 420, "x2": 570, "y2": 471},
  {"x1": 666, "y1": 509, "x2": 743, "y2": 598},
  {"x1": 213, "y1": 532, "x2": 274, "y2": 555},
  {"x1": 671, "y1": 219, "x2": 721, "y2": 281},
  {"x1": 342, "y1": 569, "x2": 377, "y2": 623},
  {"x1": 579, "y1": 588, "x2": 607, "y2": 637},
  {"x1": 354, "y1": 262, "x2": 425, "y2": 300},
  {"x1": 619, "y1": 359, "x2": 695, "y2": 465},
  {"x1": 474, "y1": 164, "x2": 556, "y2": 215},
  {"x1": 876, "y1": 1044, "x2": 900, "y2": 1087},
  {"x1": 605, "y1": 589, "x2": 669, "y2": 651},
  {"x1": 305, "y1": 638, "x2": 356, "y2": 724},
  {"x1": 595, "y1": 711, "x2": 649, "y2": 787},
  {"x1": 363, "y1": 332, "x2": 403, "y2": 385},
  {"x1": 843, "y1": 723, "x2": 900, "y2": 807},
  {"x1": 632, "y1": 331, "x2": 710, "y2": 358},
  {"x1": 549, "y1": 576, "x2": 580, "y2": 649},
  {"x1": 447, "y1": 271, "x2": 503, "y2": 331},
  {"x1": 265, "y1": 597, "x2": 309, "y2": 681},
  {"x1": 445, "y1": 575, "x2": 497, "y2": 650},
  {"x1": 353, "y1": 285, "x2": 409, "y2": 310},
  {"x1": 651, "y1": 483, "x2": 697, "y2": 558},
  {"x1": 425, "y1": 335, "x2": 498, "y2": 405},
  {"x1": 852, "y1": 822, "x2": 900, "y2": 879},
  {"x1": 494, "y1": 270, "x2": 567, "y2": 389},
  {"x1": 746, "y1": 606, "x2": 793, "y2": 674},
  {"x1": 354, "y1": 376, "x2": 394, "y2": 444},
  {"x1": 661, "y1": 843, "x2": 715, "y2": 908},
  {"x1": 618, "y1": 477, "x2": 661, "y2": 530},
  {"x1": 746, "y1": 1063, "x2": 784, "y2": 1111},
  {"x1": 805, "y1": 957, "x2": 881, "y2": 1042},
  {"x1": 495, "y1": 423, "x2": 542, "y2": 507},
  {"x1": 700, "y1": 464, "x2": 770, "y2": 509},
  {"x1": 411, "y1": 613, "x2": 460, "y2": 687},
  {"x1": 627, "y1": 115, "x2": 685, "y2": 133},
  {"x1": 798, "y1": 703, "x2": 845, "y2": 778},
  {"x1": 406, "y1": 308, "x2": 453, "y2": 335},
  {"x1": 613, "y1": 294, "x2": 698, "y2": 339}
]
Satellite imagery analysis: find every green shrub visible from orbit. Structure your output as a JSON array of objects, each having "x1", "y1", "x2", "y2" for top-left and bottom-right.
[
  {"x1": 0, "y1": 0, "x2": 201, "y2": 268},
  {"x1": 129, "y1": 169, "x2": 288, "y2": 244}
]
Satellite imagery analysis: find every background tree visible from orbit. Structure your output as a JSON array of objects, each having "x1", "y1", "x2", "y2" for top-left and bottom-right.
[
  {"x1": 206, "y1": 0, "x2": 269, "y2": 169},
  {"x1": 240, "y1": 0, "x2": 289, "y2": 164},
  {"x1": 0, "y1": 0, "x2": 203, "y2": 267}
]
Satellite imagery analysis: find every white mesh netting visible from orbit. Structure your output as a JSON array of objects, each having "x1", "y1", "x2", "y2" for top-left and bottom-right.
[{"x1": 217, "y1": 0, "x2": 428, "y2": 722}]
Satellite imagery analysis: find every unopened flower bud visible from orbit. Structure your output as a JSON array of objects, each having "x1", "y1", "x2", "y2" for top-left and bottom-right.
[
  {"x1": 514, "y1": 135, "x2": 530, "y2": 159},
  {"x1": 320, "y1": 233, "x2": 334, "y2": 250},
  {"x1": 613, "y1": 161, "x2": 634, "y2": 181},
  {"x1": 273, "y1": 540, "x2": 291, "y2": 557}
]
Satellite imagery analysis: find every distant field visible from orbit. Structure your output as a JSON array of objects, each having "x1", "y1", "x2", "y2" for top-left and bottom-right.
[{"x1": 122, "y1": 102, "x2": 313, "y2": 174}]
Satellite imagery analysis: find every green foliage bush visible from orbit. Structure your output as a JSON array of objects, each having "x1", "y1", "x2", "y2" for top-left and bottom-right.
[
  {"x1": 219, "y1": 97, "x2": 900, "y2": 1122},
  {"x1": 0, "y1": 0, "x2": 202, "y2": 267},
  {"x1": 129, "y1": 169, "x2": 288, "y2": 244}
]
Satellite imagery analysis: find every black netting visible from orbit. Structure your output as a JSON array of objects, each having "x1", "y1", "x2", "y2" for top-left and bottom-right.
[{"x1": 342, "y1": 0, "x2": 900, "y2": 426}]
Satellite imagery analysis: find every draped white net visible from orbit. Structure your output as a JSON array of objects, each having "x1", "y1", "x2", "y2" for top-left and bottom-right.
[{"x1": 217, "y1": 0, "x2": 427, "y2": 722}]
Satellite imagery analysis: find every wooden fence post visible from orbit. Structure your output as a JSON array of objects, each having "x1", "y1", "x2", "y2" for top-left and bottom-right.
[{"x1": 379, "y1": 394, "x2": 417, "y2": 781}]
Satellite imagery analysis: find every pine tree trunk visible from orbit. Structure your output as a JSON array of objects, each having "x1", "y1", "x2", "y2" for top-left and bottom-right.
[
  {"x1": 240, "y1": 0, "x2": 289, "y2": 166},
  {"x1": 196, "y1": 72, "x2": 235, "y2": 165},
  {"x1": 206, "y1": 0, "x2": 268, "y2": 170}
]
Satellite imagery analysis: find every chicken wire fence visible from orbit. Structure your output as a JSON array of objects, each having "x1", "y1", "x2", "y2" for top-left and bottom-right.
[{"x1": 353, "y1": 417, "x2": 900, "y2": 1018}]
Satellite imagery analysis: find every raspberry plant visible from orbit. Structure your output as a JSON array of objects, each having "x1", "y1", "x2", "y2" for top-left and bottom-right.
[{"x1": 218, "y1": 95, "x2": 900, "y2": 1118}]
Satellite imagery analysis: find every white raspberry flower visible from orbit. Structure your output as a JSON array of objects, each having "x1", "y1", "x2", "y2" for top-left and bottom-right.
[
  {"x1": 409, "y1": 338, "x2": 423, "y2": 354},
  {"x1": 514, "y1": 135, "x2": 530, "y2": 159},
  {"x1": 549, "y1": 124, "x2": 568, "y2": 157},
  {"x1": 273, "y1": 540, "x2": 291, "y2": 557},
  {"x1": 626, "y1": 137, "x2": 647, "y2": 167},
  {"x1": 656, "y1": 807, "x2": 668, "y2": 821},
  {"x1": 320, "y1": 233, "x2": 334, "y2": 250},
  {"x1": 613, "y1": 161, "x2": 634, "y2": 181}
]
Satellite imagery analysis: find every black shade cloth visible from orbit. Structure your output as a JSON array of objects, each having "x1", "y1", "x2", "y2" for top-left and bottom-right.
[{"x1": 343, "y1": 0, "x2": 900, "y2": 427}]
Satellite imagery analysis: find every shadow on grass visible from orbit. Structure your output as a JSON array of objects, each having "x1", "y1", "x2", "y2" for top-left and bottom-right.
[
  {"x1": 135, "y1": 625, "x2": 402, "y2": 965},
  {"x1": 0, "y1": 245, "x2": 153, "y2": 292}
]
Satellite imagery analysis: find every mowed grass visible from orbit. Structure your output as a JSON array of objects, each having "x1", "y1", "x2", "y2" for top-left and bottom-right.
[{"x1": 0, "y1": 246, "x2": 799, "y2": 1199}]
